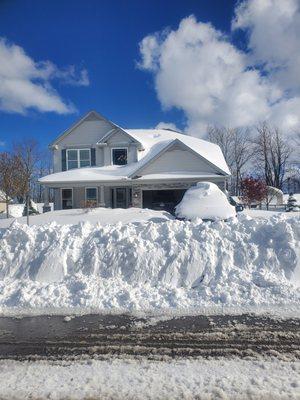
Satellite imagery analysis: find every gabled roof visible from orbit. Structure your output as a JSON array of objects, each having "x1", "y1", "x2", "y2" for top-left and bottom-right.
[
  {"x1": 49, "y1": 110, "x2": 128, "y2": 147},
  {"x1": 128, "y1": 138, "x2": 226, "y2": 178},
  {"x1": 126, "y1": 129, "x2": 231, "y2": 176},
  {"x1": 96, "y1": 127, "x2": 142, "y2": 148}
]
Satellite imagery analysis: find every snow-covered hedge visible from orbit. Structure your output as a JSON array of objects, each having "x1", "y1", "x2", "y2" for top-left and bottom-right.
[{"x1": 0, "y1": 214, "x2": 299, "y2": 314}]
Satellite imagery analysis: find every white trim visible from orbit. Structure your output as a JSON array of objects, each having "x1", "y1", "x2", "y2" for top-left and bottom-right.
[
  {"x1": 61, "y1": 188, "x2": 73, "y2": 209},
  {"x1": 111, "y1": 147, "x2": 128, "y2": 166},
  {"x1": 66, "y1": 148, "x2": 91, "y2": 170},
  {"x1": 85, "y1": 187, "x2": 98, "y2": 203}
]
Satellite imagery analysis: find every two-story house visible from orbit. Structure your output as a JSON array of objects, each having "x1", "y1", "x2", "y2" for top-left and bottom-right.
[{"x1": 40, "y1": 110, "x2": 230, "y2": 214}]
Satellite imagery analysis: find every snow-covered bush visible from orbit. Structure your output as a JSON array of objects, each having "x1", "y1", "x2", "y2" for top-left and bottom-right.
[
  {"x1": 175, "y1": 182, "x2": 235, "y2": 221},
  {"x1": 286, "y1": 193, "x2": 300, "y2": 212}
]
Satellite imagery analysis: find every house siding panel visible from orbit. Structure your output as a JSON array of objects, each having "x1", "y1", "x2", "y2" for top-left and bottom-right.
[
  {"x1": 53, "y1": 120, "x2": 114, "y2": 172},
  {"x1": 73, "y1": 187, "x2": 85, "y2": 208},
  {"x1": 138, "y1": 148, "x2": 217, "y2": 176}
]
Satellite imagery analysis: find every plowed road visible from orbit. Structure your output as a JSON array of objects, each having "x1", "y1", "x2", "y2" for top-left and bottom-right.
[{"x1": 0, "y1": 314, "x2": 299, "y2": 360}]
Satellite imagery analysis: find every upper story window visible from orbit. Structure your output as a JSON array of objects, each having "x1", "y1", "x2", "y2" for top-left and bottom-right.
[
  {"x1": 67, "y1": 149, "x2": 91, "y2": 170},
  {"x1": 112, "y1": 148, "x2": 128, "y2": 165}
]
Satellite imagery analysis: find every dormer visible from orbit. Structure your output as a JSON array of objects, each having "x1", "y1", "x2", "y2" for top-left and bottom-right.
[{"x1": 96, "y1": 128, "x2": 143, "y2": 166}]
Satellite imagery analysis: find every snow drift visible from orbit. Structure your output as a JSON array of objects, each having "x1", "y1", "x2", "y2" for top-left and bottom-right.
[
  {"x1": 0, "y1": 214, "x2": 299, "y2": 314},
  {"x1": 175, "y1": 182, "x2": 236, "y2": 220}
]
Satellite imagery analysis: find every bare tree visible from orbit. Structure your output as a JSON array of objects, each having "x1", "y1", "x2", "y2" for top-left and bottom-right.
[
  {"x1": 0, "y1": 152, "x2": 23, "y2": 218},
  {"x1": 253, "y1": 123, "x2": 292, "y2": 190},
  {"x1": 13, "y1": 139, "x2": 41, "y2": 224},
  {"x1": 207, "y1": 126, "x2": 254, "y2": 195},
  {"x1": 31, "y1": 149, "x2": 52, "y2": 203}
]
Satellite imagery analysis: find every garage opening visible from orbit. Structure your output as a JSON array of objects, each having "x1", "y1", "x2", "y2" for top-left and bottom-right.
[{"x1": 142, "y1": 189, "x2": 186, "y2": 215}]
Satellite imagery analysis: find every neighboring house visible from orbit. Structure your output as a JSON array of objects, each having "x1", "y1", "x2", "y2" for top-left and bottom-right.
[{"x1": 40, "y1": 111, "x2": 231, "y2": 214}]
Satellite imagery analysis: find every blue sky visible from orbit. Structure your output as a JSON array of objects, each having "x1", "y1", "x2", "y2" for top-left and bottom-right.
[
  {"x1": 0, "y1": 0, "x2": 236, "y2": 149},
  {"x1": 0, "y1": 0, "x2": 299, "y2": 150}
]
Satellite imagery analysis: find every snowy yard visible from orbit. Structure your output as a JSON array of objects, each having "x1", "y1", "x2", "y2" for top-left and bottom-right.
[
  {"x1": 0, "y1": 203, "x2": 299, "y2": 230},
  {"x1": 0, "y1": 207, "x2": 173, "y2": 228},
  {"x1": 0, "y1": 356, "x2": 299, "y2": 399}
]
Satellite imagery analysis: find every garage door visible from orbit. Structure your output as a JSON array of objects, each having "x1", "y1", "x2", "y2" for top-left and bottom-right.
[{"x1": 142, "y1": 189, "x2": 186, "y2": 215}]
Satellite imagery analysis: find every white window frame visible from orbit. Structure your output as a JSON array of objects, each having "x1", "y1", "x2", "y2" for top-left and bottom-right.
[
  {"x1": 85, "y1": 187, "x2": 98, "y2": 203},
  {"x1": 66, "y1": 148, "x2": 91, "y2": 170},
  {"x1": 111, "y1": 147, "x2": 128, "y2": 166},
  {"x1": 61, "y1": 188, "x2": 73, "y2": 209}
]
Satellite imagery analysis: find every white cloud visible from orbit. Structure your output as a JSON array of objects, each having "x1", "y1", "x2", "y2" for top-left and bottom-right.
[
  {"x1": 155, "y1": 122, "x2": 180, "y2": 131},
  {"x1": 139, "y1": 5, "x2": 300, "y2": 137},
  {"x1": 0, "y1": 38, "x2": 89, "y2": 115},
  {"x1": 0, "y1": 140, "x2": 5, "y2": 147},
  {"x1": 233, "y1": 0, "x2": 300, "y2": 90}
]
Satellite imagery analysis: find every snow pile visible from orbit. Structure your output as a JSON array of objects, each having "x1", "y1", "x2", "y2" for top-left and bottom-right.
[
  {"x1": 0, "y1": 214, "x2": 299, "y2": 314},
  {"x1": 0, "y1": 357, "x2": 298, "y2": 399},
  {"x1": 175, "y1": 181, "x2": 236, "y2": 220}
]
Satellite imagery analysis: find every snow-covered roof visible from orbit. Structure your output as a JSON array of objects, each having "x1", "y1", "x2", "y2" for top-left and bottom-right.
[
  {"x1": 125, "y1": 129, "x2": 230, "y2": 175},
  {"x1": 41, "y1": 127, "x2": 230, "y2": 185}
]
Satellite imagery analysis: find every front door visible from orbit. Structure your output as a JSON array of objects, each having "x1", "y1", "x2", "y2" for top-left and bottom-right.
[
  {"x1": 61, "y1": 188, "x2": 73, "y2": 209},
  {"x1": 114, "y1": 188, "x2": 128, "y2": 208}
]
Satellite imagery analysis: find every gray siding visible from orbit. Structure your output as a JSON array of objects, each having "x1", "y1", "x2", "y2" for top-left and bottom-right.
[
  {"x1": 61, "y1": 120, "x2": 113, "y2": 146},
  {"x1": 104, "y1": 186, "x2": 112, "y2": 207},
  {"x1": 73, "y1": 187, "x2": 85, "y2": 208},
  {"x1": 138, "y1": 147, "x2": 218, "y2": 176},
  {"x1": 53, "y1": 121, "x2": 138, "y2": 172}
]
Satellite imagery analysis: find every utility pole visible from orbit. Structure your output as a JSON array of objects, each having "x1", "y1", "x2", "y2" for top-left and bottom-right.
[{"x1": 26, "y1": 192, "x2": 30, "y2": 226}]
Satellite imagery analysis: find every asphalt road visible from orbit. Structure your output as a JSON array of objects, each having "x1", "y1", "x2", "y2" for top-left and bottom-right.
[{"x1": 0, "y1": 313, "x2": 299, "y2": 360}]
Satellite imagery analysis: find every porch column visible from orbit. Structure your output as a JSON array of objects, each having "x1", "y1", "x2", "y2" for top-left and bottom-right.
[
  {"x1": 42, "y1": 187, "x2": 51, "y2": 213},
  {"x1": 99, "y1": 185, "x2": 105, "y2": 207}
]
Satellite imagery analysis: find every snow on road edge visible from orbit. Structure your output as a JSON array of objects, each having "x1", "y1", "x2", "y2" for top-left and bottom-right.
[{"x1": 0, "y1": 357, "x2": 299, "y2": 400}]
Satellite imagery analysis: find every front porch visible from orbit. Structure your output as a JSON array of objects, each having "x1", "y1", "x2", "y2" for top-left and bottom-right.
[{"x1": 43, "y1": 178, "x2": 227, "y2": 214}]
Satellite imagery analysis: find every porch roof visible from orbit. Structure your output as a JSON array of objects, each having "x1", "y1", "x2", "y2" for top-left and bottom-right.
[{"x1": 39, "y1": 167, "x2": 224, "y2": 185}]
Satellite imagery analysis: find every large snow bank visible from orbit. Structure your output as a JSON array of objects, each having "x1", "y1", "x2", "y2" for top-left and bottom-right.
[
  {"x1": 0, "y1": 213, "x2": 299, "y2": 315},
  {"x1": 175, "y1": 182, "x2": 236, "y2": 221}
]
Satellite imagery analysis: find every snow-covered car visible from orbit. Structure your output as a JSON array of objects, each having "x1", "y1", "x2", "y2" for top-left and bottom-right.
[{"x1": 175, "y1": 182, "x2": 236, "y2": 221}]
